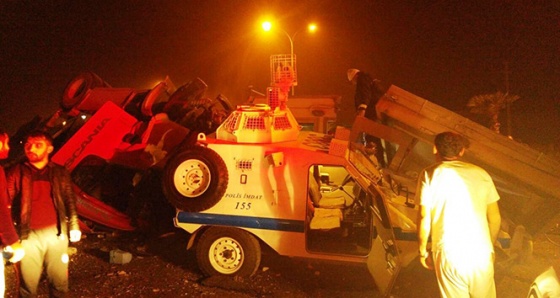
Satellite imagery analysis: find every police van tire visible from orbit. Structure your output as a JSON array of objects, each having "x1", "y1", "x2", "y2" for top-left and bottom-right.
[
  {"x1": 61, "y1": 72, "x2": 110, "y2": 111},
  {"x1": 196, "y1": 227, "x2": 261, "y2": 277},
  {"x1": 163, "y1": 146, "x2": 228, "y2": 212}
]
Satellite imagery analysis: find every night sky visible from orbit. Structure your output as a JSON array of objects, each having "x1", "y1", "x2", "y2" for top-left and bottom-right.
[{"x1": 1, "y1": 1, "x2": 559, "y2": 146}]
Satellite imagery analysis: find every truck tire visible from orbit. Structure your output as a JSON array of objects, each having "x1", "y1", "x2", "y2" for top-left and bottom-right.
[
  {"x1": 163, "y1": 146, "x2": 228, "y2": 212},
  {"x1": 61, "y1": 72, "x2": 110, "y2": 111},
  {"x1": 163, "y1": 78, "x2": 208, "y2": 119},
  {"x1": 196, "y1": 227, "x2": 261, "y2": 277}
]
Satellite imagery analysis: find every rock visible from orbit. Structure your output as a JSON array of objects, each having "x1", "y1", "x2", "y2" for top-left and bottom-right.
[{"x1": 110, "y1": 249, "x2": 132, "y2": 264}]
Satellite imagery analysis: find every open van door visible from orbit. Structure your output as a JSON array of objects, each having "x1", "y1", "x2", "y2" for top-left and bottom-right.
[
  {"x1": 346, "y1": 118, "x2": 407, "y2": 296},
  {"x1": 365, "y1": 185, "x2": 401, "y2": 296},
  {"x1": 345, "y1": 137, "x2": 402, "y2": 295}
]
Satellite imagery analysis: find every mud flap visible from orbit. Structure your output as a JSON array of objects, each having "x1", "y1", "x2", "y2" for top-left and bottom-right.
[{"x1": 366, "y1": 190, "x2": 401, "y2": 297}]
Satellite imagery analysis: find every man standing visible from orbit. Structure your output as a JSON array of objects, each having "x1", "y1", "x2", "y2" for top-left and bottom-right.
[
  {"x1": 6, "y1": 130, "x2": 81, "y2": 297},
  {"x1": 0, "y1": 129, "x2": 25, "y2": 297},
  {"x1": 347, "y1": 68, "x2": 387, "y2": 167},
  {"x1": 416, "y1": 131, "x2": 501, "y2": 298}
]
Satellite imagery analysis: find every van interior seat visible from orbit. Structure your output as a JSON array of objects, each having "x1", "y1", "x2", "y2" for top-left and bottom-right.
[
  {"x1": 309, "y1": 208, "x2": 343, "y2": 230},
  {"x1": 309, "y1": 173, "x2": 347, "y2": 208},
  {"x1": 308, "y1": 172, "x2": 345, "y2": 230}
]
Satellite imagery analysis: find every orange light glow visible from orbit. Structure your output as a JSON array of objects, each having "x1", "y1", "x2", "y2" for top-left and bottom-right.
[
  {"x1": 308, "y1": 23, "x2": 317, "y2": 33},
  {"x1": 261, "y1": 21, "x2": 272, "y2": 32}
]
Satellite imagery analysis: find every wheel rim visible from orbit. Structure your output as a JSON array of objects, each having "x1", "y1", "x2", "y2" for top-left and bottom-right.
[
  {"x1": 208, "y1": 236, "x2": 244, "y2": 274},
  {"x1": 173, "y1": 158, "x2": 211, "y2": 197}
]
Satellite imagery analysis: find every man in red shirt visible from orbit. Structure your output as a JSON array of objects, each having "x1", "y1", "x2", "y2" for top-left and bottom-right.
[
  {"x1": 6, "y1": 130, "x2": 81, "y2": 297},
  {"x1": 0, "y1": 129, "x2": 25, "y2": 297}
]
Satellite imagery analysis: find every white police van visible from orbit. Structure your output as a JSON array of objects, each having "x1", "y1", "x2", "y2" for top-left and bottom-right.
[{"x1": 163, "y1": 86, "x2": 422, "y2": 296}]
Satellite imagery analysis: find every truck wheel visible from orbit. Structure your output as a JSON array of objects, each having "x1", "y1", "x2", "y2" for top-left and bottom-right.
[
  {"x1": 196, "y1": 227, "x2": 261, "y2": 277},
  {"x1": 61, "y1": 72, "x2": 110, "y2": 111},
  {"x1": 163, "y1": 146, "x2": 228, "y2": 212},
  {"x1": 60, "y1": 72, "x2": 111, "y2": 111}
]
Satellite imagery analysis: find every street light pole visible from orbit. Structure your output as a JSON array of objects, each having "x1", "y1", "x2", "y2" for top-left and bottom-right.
[
  {"x1": 261, "y1": 22, "x2": 316, "y2": 96},
  {"x1": 278, "y1": 28, "x2": 295, "y2": 95}
]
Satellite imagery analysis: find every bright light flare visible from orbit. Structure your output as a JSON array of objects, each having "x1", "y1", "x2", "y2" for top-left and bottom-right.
[
  {"x1": 308, "y1": 23, "x2": 317, "y2": 33},
  {"x1": 261, "y1": 21, "x2": 272, "y2": 32}
]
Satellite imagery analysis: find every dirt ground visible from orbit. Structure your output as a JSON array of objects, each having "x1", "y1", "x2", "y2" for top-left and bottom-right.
[{"x1": 4, "y1": 219, "x2": 560, "y2": 298}]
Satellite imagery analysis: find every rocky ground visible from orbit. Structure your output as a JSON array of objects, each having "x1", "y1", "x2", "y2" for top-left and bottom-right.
[{"x1": 4, "y1": 219, "x2": 560, "y2": 298}]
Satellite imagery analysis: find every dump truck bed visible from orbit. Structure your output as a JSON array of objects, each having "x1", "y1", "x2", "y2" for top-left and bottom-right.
[{"x1": 376, "y1": 85, "x2": 560, "y2": 233}]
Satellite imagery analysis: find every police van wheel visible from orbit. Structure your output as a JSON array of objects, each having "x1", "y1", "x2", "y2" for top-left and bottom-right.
[
  {"x1": 196, "y1": 227, "x2": 261, "y2": 277},
  {"x1": 163, "y1": 146, "x2": 228, "y2": 212}
]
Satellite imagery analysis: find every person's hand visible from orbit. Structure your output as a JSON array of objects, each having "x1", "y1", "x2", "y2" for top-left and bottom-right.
[
  {"x1": 419, "y1": 252, "x2": 434, "y2": 270},
  {"x1": 69, "y1": 230, "x2": 82, "y2": 242},
  {"x1": 7, "y1": 242, "x2": 25, "y2": 263}
]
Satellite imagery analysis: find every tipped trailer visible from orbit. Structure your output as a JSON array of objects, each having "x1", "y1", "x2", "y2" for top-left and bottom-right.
[{"x1": 375, "y1": 85, "x2": 560, "y2": 235}]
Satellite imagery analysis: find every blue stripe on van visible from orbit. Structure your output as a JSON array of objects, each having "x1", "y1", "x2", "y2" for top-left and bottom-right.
[
  {"x1": 176, "y1": 212, "x2": 305, "y2": 233},
  {"x1": 176, "y1": 212, "x2": 417, "y2": 241}
]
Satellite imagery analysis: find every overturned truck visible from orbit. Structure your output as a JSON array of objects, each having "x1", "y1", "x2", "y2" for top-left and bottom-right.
[{"x1": 6, "y1": 72, "x2": 233, "y2": 232}]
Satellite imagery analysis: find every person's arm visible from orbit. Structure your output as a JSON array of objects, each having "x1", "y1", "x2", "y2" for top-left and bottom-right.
[
  {"x1": 417, "y1": 205, "x2": 433, "y2": 270},
  {"x1": 0, "y1": 203, "x2": 19, "y2": 244},
  {"x1": 0, "y1": 203, "x2": 20, "y2": 243},
  {"x1": 59, "y1": 166, "x2": 81, "y2": 242},
  {"x1": 5, "y1": 164, "x2": 20, "y2": 205},
  {"x1": 0, "y1": 168, "x2": 24, "y2": 263},
  {"x1": 355, "y1": 73, "x2": 373, "y2": 111},
  {"x1": 487, "y1": 201, "x2": 501, "y2": 245},
  {"x1": 0, "y1": 168, "x2": 19, "y2": 245},
  {"x1": 416, "y1": 169, "x2": 434, "y2": 269}
]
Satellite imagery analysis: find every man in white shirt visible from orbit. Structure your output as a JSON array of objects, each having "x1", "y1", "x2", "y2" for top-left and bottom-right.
[{"x1": 417, "y1": 131, "x2": 501, "y2": 298}]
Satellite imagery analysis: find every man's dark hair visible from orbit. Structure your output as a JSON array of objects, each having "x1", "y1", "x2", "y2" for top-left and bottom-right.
[
  {"x1": 26, "y1": 130, "x2": 54, "y2": 145},
  {"x1": 434, "y1": 131, "x2": 467, "y2": 159}
]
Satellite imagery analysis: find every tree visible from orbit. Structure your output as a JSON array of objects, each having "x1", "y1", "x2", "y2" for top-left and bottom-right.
[{"x1": 467, "y1": 91, "x2": 520, "y2": 134}]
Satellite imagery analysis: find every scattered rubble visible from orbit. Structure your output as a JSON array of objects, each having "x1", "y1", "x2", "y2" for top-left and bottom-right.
[{"x1": 3, "y1": 224, "x2": 559, "y2": 297}]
